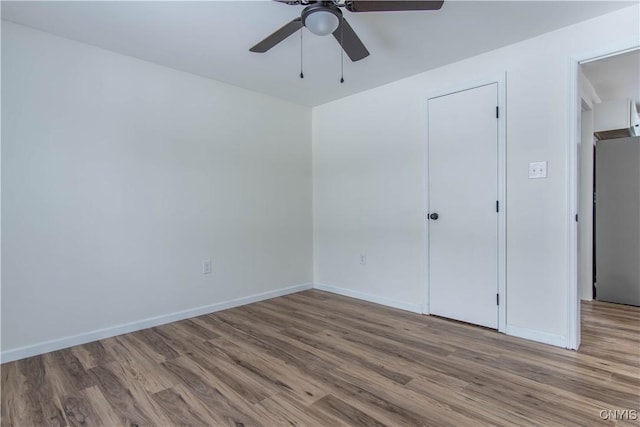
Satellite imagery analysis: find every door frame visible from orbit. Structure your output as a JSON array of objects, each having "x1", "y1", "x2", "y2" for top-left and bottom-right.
[
  {"x1": 423, "y1": 74, "x2": 507, "y2": 333},
  {"x1": 567, "y1": 44, "x2": 639, "y2": 350}
]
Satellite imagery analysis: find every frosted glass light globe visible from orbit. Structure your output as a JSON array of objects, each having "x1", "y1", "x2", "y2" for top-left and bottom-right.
[{"x1": 305, "y1": 10, "x2": 340, "y2": 36}]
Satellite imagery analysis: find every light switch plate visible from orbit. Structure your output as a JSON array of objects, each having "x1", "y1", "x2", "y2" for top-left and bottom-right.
[
  {"x1": 529, "y1": 161, "x2": 548, "y2": 179},
  {"x1": 202, "y1": 259, "x2": 212, "y2": 274}
]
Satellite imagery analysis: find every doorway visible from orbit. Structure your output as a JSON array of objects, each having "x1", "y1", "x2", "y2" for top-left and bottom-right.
[
  {"x1": 426, "y1": 80, "x2": 506, "y2": 330},
  {"x1": 570, "y1": 47, "x2": 640, "y2": 348}
]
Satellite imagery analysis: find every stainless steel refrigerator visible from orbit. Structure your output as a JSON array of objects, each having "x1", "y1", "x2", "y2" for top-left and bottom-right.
[{"x1": 595, "y1": 136, "x2": 640, "y2": 306}]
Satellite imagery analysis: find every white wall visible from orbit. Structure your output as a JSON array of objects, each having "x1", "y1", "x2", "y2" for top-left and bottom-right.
[
  {"x1": 1, "y1": 22, "x2": 313, "y2": 359},
  {"x1": 3, "y1": 5, "x2": 638, "y2": 360},
  {"x1": 312, "y1": 5, "x2": 639, "y2": 347},
  {"x1": 0, "y1": 19, "x2": 3, "y2": 358}
]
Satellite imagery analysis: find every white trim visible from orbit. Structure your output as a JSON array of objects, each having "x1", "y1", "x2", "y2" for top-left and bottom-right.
[
  {"x1": 496, "y1": 73, "x2": 507, "y2": 334},
  {"x1": 0, "y1": 283, "x2": 313, "y2": 363},
  {"x1": 423, "y1": 91, "x2": 431, "y2": 315},
  {"x1": 315, "y1": 283, "x2": 568, "y2": 348},
  {"x1": 567, "y1": 56, "x2": 580, "y2": 351},
  {"x1": 506, "y1": 324, "x2": 567, "y2": 348},
  {"x1": 424, "y1": 74, "x2": 507, "y2": 333},
  {"x1": 579, "y1": 46, "x2": 640, "y2": 65},
  {"x1": 313, "y1": 283, "x2": 423, "y2": 314},
  {"x1": 566, "y1": 43, "x2": 640, "y2": 351}
]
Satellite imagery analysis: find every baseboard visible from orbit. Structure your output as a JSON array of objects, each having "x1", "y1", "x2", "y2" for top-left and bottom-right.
[
  {"x1": 313, "y1": 283, "x2": 422, "y2": 314},
  {"x1": 505, "y1": 324, "x2": 567, "y2": 348},
  {"x1": 1, "y1": 282, "x2": 313, "y2": 363},
  {"x1": 312, "y1": 284, "x2": 567, "y2": 348}
]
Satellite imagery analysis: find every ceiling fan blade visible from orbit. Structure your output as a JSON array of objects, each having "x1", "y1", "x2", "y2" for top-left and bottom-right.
[
  {"x1": 332, "y1": 18, "x2": 370, "y2": 62},
  {"x1": 345, "y1": 1, "x2": 444, "y2": 12},
  {"x1": 250, "y1": 18, "x2": 303, "y2": 53}
]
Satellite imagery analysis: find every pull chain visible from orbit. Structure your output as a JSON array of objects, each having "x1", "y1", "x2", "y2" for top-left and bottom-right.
[
  {"x1": 340, "y1": 16, "x2": 344, "y2": 83},
  {"x1": 300, "y1": 28, "x2": 304, "y2": 79}
]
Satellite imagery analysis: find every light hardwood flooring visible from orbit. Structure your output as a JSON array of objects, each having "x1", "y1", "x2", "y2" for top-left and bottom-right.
[{"x1": 2, "y1": 290, "x2": 639, "y2": 426}]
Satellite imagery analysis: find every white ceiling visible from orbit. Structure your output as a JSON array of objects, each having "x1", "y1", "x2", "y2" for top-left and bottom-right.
[
  {"x1": 2, "y1": 0, "x2": 635, "y2": 106},
  {"x1": 581, "y1": 49, "x2": 640, "y2": 108}
]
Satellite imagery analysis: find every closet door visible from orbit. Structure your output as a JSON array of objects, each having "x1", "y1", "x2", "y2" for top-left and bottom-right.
[{"x1": 427, "y1": 83, "x2": 499, "y2": 329}]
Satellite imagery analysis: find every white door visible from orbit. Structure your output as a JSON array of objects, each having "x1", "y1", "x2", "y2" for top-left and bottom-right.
[{"x1": 428, "y1": 83, "x2": 499, "y2": 329}]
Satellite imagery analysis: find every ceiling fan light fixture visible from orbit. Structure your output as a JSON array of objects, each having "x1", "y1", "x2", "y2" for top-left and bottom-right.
[{"x1": 303, "y1": 7, "x2": 341, "y2": 36}]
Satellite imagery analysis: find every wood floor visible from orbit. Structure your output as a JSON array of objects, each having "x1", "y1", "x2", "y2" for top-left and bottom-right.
[{"x1": 2, "y1": 290, "x2": 639, "y2": 426}]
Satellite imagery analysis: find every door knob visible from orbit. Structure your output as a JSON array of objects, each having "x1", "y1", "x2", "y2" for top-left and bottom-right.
[{"x1": 429, "y1": 213, "x2": 439, "y2": 220}]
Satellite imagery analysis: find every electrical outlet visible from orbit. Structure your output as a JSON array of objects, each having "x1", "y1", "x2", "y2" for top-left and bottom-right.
[
  {"x1": 360, "y1": 254, "x2": 367, "y2": 266},
  {"x1": 202, "y1": 259, "x2": 212, "y2": 275},
  {"x1": 528, "y1": 161, "x2": 548, "y2": 179}
]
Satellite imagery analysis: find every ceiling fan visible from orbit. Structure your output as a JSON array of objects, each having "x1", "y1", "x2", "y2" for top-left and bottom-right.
[{"x1": 250, "y1": 1, "x2": 445, "y2": 62}]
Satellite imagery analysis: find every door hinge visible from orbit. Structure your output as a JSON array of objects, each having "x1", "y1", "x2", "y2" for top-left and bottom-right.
[
  {"x1": 496, "y1": 200, "x2": 500, "y2": 212},
  {"x1": 496, "y1": 106, "x2": 499, "y2": 119},
  {"x1": 575, "y1": 213, "x2": 579, "y2": 222},
  {"x1": 496, "y1": 293, "x2": 500, "y2": 305}
]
